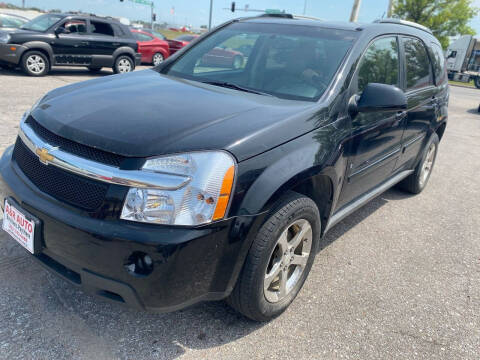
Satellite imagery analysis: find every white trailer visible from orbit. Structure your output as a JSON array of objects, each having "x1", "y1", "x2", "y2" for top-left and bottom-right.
[{"x1": 446, "y1": 34, "x2": 480, "y2": 88}]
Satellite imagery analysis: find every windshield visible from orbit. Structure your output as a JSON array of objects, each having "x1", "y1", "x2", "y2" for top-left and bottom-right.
[
  {"x1": 163, "y1": 22, "x2": 357, "y2": 101},
  {"x1": 0, "y1": 14, "x2": 27, "y2": 28},
  {"x1": 20, "y1": 14, "x2": 63, "y2": 31}
]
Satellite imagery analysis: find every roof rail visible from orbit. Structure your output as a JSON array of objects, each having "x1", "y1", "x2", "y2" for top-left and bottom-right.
[
  {"x1": 373, "y1": 18, "x2": 432, "y2": 34},
  {"x1": 259, "y1": 13, "x2": 321, "y2": 21},
  {"x1": 259, "y1": 13, "x2": 293, "y2": 19}
]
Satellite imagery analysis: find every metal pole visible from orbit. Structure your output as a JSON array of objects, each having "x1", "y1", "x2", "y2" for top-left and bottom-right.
[
  {"x1": 22, "y1": 0, "x2": 25, "y2": 8},
  {"x1": 303, "y1": 0, "x2": 307, "y2": 15},
  {"x1": 151, "y1": 1, "x2": 154, "y2": 29},
  {"x1": 208, "y1": 0, "x2": 213, "y2": 30},
  {"x1": 387, "y1": 0, "x2": 394, "y2": 17},
  {"x1": 349, "y1": 0, "x2": 361, "y2": 22}
]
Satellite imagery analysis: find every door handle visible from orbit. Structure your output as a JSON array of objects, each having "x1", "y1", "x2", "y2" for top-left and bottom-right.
[
  {"x1": 112, "y1": 42, "x2": 121, "y2": 46},
  {"x1": 395, "y1": 111, "x2": 407, "y2": 120},
  {"x1": 81, "y1": 41, "x2": 89, "y2": 45}
]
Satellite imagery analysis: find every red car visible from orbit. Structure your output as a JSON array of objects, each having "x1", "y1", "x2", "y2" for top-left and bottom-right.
[
  {"x1": 200, "y1": 47, "x2": 245, "y2": 69},
  {"x1": 167, "y1": 34, "x2": 199, "y2": 55},
  {"x1": 130, "y1": 29, "x2": 170, "y2": 66}
]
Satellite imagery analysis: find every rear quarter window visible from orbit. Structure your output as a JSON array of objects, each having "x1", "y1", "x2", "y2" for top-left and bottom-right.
[{"x1": 430, "y1": 42, "x2": 447, "y2": 85}]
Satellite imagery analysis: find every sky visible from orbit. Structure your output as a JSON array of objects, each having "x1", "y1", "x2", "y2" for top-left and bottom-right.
[{"x1": 5, "y1": 0, "x2": 480, "y2": 34}]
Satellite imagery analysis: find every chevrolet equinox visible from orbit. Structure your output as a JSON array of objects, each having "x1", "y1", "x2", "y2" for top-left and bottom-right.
[{"x1": 0, "y1": 15, "x2": 448, "y2": 321}]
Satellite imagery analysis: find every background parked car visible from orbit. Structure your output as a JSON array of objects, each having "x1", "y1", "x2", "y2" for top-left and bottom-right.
[
  {"x1": 0, "y1": 13, "x2": 140, "y2": 76},
  {"x1": 200, "y1": 46, "x2": 245, "y2": 69},
  {"x1": 130, "y1": 28, "x2": 169, "y2": 65},
  {"x1": 167, "y1": 34, "x2": 198, "y2": 54},
  {"x1": 0, "y1": 13, "x2": 28, "y2": 29}
]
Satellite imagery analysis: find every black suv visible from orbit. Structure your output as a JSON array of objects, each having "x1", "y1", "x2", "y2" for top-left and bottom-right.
[
  {"x1": 0, "y1": 16, "x2": 448, "y2": 321},
  {"x1": 0, "y1": 13, "x2": 140, "y2": 76}
]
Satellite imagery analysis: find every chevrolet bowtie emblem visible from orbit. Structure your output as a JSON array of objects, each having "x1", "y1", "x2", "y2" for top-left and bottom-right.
[{"x1": 35, "y1": 148, "x2": 54, "y2": 165}]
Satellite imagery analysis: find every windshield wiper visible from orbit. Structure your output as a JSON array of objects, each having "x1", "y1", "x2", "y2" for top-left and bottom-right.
[{"x1": 202, "y1": 81, "x2": 274, "y2": 97}]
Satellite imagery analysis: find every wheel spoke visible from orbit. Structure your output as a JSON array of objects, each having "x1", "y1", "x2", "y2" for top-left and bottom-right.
[
  {"x1": 290, "y1": 221, "x2": 311, "y2": 249},
  {"x1": 264, "y1": 263, "x2": 281, "y2": 288},
  {"x1": 278, "y1": 268, "x2": 288, "y2": 298}
]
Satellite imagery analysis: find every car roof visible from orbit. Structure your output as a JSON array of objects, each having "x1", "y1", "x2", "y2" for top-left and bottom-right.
[{"x1": 239, "y1": 15, "x2": 437, "y2": 42}]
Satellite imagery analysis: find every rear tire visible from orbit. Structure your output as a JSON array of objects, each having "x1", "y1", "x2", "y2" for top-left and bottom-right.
[
  {"x1": 21, "y1": 51, "x2": 49, "y2": 76},
  {"x1": 227, "y1": 192, "x2": 320, "y2": 321},
  {"x1": 152, "y1": 52, "x2": 164, "y2": 66},
  {"x1": 398, "y1": 133, "x2": 439, "y2": 194},
  {"x1": 474, "y1": 77, "x2": 480, "y2": 89},
  {"x1": 113, "y1": 55, "x2": 134, "y2": 74}
]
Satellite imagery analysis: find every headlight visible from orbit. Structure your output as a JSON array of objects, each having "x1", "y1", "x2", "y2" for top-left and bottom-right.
[
  {"x1": 120, "y1": 151, "x2": 235, "y2": 226},
  {"x1": 0, "y1": 33, "x2": 10, "y2": 44}
]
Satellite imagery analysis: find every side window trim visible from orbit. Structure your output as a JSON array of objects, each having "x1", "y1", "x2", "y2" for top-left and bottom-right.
[
  {"x1": 350, "y1": 34, "x2": 401, "y2": 94},
  {"x1": 401, "y1": 35, "x2": 434, "y2": 94}
]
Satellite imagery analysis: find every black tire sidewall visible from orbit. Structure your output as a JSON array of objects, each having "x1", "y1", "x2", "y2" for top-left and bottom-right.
[
  {"x1": 22, "y1": 51, "x2": 49, "y2": 76},
  {"x1": 246, "y1": 194, "x2": 320, "y2": 320},
  {"x1": 475, "y1": 77, "x2": 480, "y2": 89},
  {"x1": 114, "y1": 55, "x2": 134, "y2": 74}
]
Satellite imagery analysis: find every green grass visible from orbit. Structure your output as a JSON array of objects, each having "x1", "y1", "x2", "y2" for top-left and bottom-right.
[
  {"x1": 157, "y1": 29, "x2": 195, "y2": 40},
  {"x1": 449, "y1": 79, "x2": 475, "y2": 88}
]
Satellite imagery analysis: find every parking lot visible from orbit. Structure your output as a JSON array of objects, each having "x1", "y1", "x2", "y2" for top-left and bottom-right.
[{"x1": 0, "y1": 66, "x2": 479, "y2": 359}]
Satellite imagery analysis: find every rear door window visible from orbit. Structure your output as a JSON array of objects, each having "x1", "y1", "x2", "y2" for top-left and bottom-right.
[
  {"x1": 403, "y1": 37, "x2": 433, "y2": 91},
  {"x1": 91, "y1": 21, "x2": 114, "y2": 36}
]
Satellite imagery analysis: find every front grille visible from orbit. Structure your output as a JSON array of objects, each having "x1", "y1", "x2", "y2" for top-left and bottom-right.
[
  {"x1": 12, "y1": 138, "x2": 108, "y2": 211},
  {"x1": 26, "y1": 116, "x2": 125, "y2": 167}
]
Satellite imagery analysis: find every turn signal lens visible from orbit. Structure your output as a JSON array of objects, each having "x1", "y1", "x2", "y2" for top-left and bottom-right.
[{"x1": 213, "y1": 165, "x2": 235, "y2": 220}]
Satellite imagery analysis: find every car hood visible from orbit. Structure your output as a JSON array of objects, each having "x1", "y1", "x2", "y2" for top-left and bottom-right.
[{"x1": 32, "y1": 70, "x2": 321, "y2": 161}]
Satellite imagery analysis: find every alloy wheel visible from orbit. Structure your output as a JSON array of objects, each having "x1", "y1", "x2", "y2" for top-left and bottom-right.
[
  {"x1": 118, "y1": 58, "x2": 132, "y2": 73},
  {"x1": 419, "y1": 143, "x2": 436, "y2": 187},
  {"x1": 153, "y1": 53, "x2": 164, "y2": 66},
  {"x1": 26, "y1": 55, "x2": 46, "y2": 75},
  {"x1": 264, "y1": 218, "x2": 312, "y2": 303}
]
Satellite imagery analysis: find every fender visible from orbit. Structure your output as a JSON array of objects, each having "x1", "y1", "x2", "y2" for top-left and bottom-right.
[
  {"x1": 235, "y1": 121, "x2": 348, "y2": 220},
  {"x1": 21, "y1": 41, "x2": 54, "y2": 64},
  {"x1": 112, "y1": 46, "x2": 136, "y2": 61}
]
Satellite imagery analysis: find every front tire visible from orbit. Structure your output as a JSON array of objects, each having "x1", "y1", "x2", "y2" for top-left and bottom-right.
[
  {"x1": 227, "y1": 192, "x2": 320, "y2": 321},
  {"x1": 398, "y1": 133, "x2": 439, "y2": 194},
  {"x1": 113, "y1": 55, "x2": 134, "y2": 74},
  {"x1": 21, "y1": 51, "x2": 49, "y2": 76}
]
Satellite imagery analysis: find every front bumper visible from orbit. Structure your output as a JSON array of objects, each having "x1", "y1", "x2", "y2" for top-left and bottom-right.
[
  {"x1": 0, "y1": 43, "x2": 27, "y2": 65},
  {"x1": 0, "y1": 145, "x2": 260, "y2": 312}
]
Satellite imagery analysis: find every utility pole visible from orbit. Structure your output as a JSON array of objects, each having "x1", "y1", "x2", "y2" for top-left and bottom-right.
[
  {"x1": 387, "y1": 0, "x2": 394, "y2": 17},
  {"x1": 303, "y1": 0, "x2": 307, "y2": 15},
  {"x1": 349, "y1": 0, "x2": 361, "y2": 22},
  {"x1": 208, "y1": 0, "x2": 213, "y2": 30},
  {"x1": 22, "y1": 0, "x2": 25, "y2": 8},
  {"x1": 150, "y1": 2, "x2": 153, "y2": 29}
]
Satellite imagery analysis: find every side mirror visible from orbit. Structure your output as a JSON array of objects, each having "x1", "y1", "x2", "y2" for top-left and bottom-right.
[
  {"x1": 350, "y1": 83, "x2": 407, "y2": 117},
  {"x1": 54, "y1": 27, "x2": 67, "y2": 37}
]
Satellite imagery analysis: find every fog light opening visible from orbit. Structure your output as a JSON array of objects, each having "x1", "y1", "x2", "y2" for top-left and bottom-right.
[{"x1": 124, "y1": 252, "x2": 153, "y2": 277}]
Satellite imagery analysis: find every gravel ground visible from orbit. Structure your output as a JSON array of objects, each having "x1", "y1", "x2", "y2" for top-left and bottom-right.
[{"x1": 0, "y1": 66, "x2": 479, "y2": 360}]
